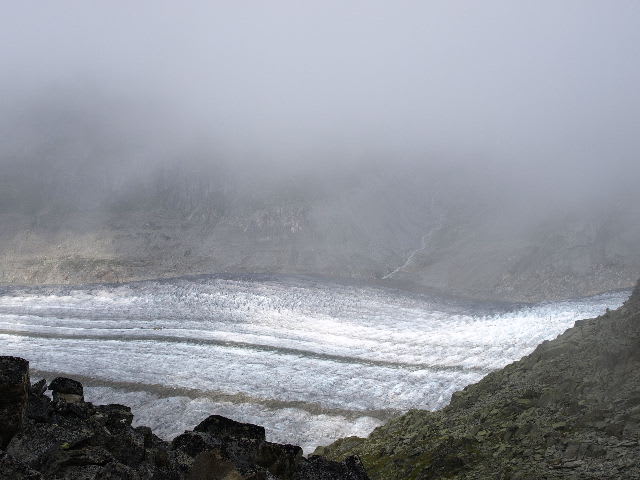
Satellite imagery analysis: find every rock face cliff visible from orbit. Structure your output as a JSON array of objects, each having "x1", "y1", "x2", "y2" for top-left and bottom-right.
[
  {"x1": 318, "y1": 280, "x2": 640, "y2": 479},
  {"x1": 0, "y1": 357, "x2": 369, "y2": 480}
]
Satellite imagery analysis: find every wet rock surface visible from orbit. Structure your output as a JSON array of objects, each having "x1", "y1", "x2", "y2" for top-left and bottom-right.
[
  {"x1": 0, "y1": 359, "x2": 369, "y2": 480},
  {"x1": 320, "y1": 280, "x2": 640, "y2": 479}
]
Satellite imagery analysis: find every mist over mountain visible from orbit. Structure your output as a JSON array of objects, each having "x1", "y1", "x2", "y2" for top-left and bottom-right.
[{"x1": 1, "y1": 1, "x2": 639, "y2": 300}]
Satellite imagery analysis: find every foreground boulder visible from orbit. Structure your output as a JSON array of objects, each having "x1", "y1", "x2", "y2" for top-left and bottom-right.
[
  {"x1": 0, "y1": 356, "x2": 29, "y2": 449},
  {"x1": 48, "y1": 377, "x2": 84, "y2": 404},
  {"x1": 0, "y1": 359, "x2": 369, "y2": 480},
  {"x1": 319, "y1": 280, "x2": 640, "y2": 479}
]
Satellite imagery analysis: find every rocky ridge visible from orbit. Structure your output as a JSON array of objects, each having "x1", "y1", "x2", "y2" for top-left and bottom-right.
[
  {"x1": 2, "y1": 161, "x2": 639, "y2": 303},
  {"x1": 0, "y1": 357, "x2": 369, "y2": 480},
  {"x1": 317, "y1": 280, "x2": 640, "y2": 479}
]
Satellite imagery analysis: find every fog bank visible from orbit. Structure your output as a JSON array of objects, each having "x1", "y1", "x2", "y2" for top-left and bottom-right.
[{"x1": 1, "y1": 1, "x2": 639, "y2": 299}]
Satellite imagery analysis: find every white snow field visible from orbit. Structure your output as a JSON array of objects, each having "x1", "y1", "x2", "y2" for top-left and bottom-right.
[{"x1": 0, "y1": 275, "x2": 629, "y2": 453}]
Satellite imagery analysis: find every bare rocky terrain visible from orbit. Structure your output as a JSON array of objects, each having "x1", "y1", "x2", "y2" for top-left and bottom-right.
[
  {"x1": 1, "y1": 163, "x2": 638, "y2": 302},
  {"x1": 0, "y1": 357, "x2": 369, "y2": 480},
  {"x1": 318, "y1": 280, "x2": 640, "y2": 479}
]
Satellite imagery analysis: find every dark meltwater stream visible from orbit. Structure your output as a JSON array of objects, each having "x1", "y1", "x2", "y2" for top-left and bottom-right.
[{"x1": 0, "y1": 275, "x2": 629, "y2": 453}]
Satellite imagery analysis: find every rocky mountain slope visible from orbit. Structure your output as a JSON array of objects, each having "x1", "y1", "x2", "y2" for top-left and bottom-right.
[
  {"x1": 318, "y1": 279, "x2": 640, "y2": 479},
  {"x1": 1, "y1": 162, "x2": 638, "y2": 302},
  {"x1": 0, "y1": 357, "x2": 369, "y2": 480}
]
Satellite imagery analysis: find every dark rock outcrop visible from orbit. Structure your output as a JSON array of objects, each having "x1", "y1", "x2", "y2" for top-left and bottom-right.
[
  {"x1": 48, "y1": 377, "x2": 84, "y2": 404},
  {"x1": 194, "y1": 415, "x2": 266, "y2": 442},
  {"x1": 0, "y1": 361, "x2": 369, "y2": 480},
  {"x1": 319, "y1": 280, "x2": 640, "y2": 479},
  {"x1": 0, "y1": 356, "x2": 29, "y2": 449}
]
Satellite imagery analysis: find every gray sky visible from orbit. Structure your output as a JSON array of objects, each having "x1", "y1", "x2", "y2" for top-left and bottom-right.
[{"x1": 1, "y1": 1, "x2": 639, "y2": 208}]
